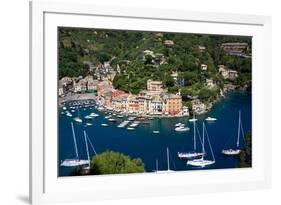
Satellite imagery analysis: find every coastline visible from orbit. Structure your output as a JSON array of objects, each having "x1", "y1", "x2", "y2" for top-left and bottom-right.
[{"x1": 59, "y1": 84, "x2": 250, "y2": 118}]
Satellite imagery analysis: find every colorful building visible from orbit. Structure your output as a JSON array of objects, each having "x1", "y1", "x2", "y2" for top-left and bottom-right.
[
  {"x1": 147, "y1": 79, "x2": 163, "y2": 94},
  {"x1": 163, "y1": 94, "x2": 182, "y2": 115}
]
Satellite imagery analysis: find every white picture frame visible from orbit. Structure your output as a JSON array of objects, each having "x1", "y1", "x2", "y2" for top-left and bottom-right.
[{"x1": 30, "y1": 0, "x2": 272, "y2": 204}]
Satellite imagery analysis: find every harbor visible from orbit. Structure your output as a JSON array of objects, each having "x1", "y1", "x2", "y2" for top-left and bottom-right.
[{"x1": 59, "y1": 90, "x2": 252, "y2": 176}]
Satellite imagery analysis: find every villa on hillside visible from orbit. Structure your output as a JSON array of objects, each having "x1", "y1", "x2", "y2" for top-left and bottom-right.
[{"x1": 218, "y1": 65, "x2": 238, "y2": 80}]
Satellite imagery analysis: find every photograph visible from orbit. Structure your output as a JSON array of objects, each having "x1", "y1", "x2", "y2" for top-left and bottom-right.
[{"x1": 58, "y1": 27, "x2": 252, "y2": 177}]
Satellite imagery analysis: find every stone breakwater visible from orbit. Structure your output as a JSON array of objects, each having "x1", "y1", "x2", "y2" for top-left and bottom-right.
[{"x1": 59, "y1": 93, "x2": 97, "y2": 106}]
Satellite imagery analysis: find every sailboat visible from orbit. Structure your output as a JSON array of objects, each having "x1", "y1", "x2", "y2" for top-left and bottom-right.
[
  {"x1": 155, "y1": 147, "x2": 175, "y2": 173},
  {"x1": 187, "y1": 122, "x2": 215, "y2": 167},
  {"x1": 222, "y1": 111, "x2": 244, "y2": 155},
  {"x1": 178, "y1": 118, "x2": 204, "y2": 159},
  {"x1": 60, "y1": 123, "x2": 89, "y2": 167}
]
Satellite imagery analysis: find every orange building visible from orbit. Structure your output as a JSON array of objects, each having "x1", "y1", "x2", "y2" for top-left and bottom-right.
[{"x1": 163, "y1": 94, "x2": 182, "y2": 115}]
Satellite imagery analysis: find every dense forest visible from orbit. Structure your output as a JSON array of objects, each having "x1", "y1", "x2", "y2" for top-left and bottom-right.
[{"x1": 59, "y1": 27, "x2": 252, "y2": 102}]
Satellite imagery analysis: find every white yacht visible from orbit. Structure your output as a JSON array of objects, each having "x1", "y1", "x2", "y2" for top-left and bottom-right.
[
  {"x1": 178, "y1": 117, "x2": 204, "y2": 159},
  {"x1": 222, "y1": 111, "x2": 244, "y2": 155},
  {"x1": 60, "y1": 123, "x2": 90, "y2": 167},
  {"x1": 187, "y1": 122, "x2": 216, "y2": 167},
  {"x1": 175, "y1": 125, "x2": 190, "y2": 132}
]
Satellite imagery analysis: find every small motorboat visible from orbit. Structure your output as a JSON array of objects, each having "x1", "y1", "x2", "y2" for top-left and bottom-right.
[
  {"x1": 222, "y1": 149, "x2": 241, "y2": 155},
  {"x1": 153, "y1": 130, "x2": 160, "y2": 134},
  {"x1": 175, "y1": 123, "x2": 183, "y2": 127},
  {"x1": 108, "y1": 118, "x2": 116, "y2": 122},
  {"x1": 98, "y1": 107, "x2": 105, "y2": 111},
  {"x1": 175, "y1": 125, "x2": 190, "y2": 132},
  {"x1": 105, "y1": 115, "x2": 112, "y2": 119},
  {"x1": 89, "y1": 113, "x2": 99, "y2": 117},
  {"x1": 66, "y1": 111, "x2": 73, "y2": 117},
  {"x1": 73, "y1": 117, "x2": 82, "y2": 123},
  {"x1": 177, "y1": 152, "x2": 205, "y2": 159},
  {"x1": 84, "y1": 115, "x2": 93, "y2": 120},
  {"x1": 101, "y1": 123, "x2": 109, "y2": 127},
  {"x1": 85, "y1": 123, "x2": 93, "y2": 127},
  {"x1": 127, "y1": 127, "x2": 135, "y2": 131},
  {"x1": 188, "y1": 118, "x2": 198, "y2": 122},
  {"x1": 205, "y1": 117, "x2": 217, "y2": 121},
  {"x1": 130, "y1": 121, "x2": 140, "y2": 127}
]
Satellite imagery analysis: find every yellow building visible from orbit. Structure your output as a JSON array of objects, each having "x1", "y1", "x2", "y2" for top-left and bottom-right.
[{"x1": 163, "y1": 94, "x2": 182, "y2": 115}]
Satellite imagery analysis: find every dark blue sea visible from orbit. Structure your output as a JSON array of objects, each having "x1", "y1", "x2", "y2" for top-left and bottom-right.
[{"x1": 58, "y1": 91, "x2": 252, "y2": 176}]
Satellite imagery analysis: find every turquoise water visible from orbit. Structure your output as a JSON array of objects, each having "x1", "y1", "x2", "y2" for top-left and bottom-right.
[{"x1": 58, "y1": 91, "x2": 252, "y2": 176}]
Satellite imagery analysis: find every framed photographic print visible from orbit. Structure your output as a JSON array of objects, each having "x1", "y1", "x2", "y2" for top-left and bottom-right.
[{"x1": 30, "y1": 0, "x2": 272, "y2": 204}]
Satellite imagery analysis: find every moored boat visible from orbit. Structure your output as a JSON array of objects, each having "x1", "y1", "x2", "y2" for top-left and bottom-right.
[
  {"x1": 187, "y1": 122, "x2": 216, "y2": 167},
  {"x1": 175, "y1": 122, "x2": 183, "y2": 127},
  {"x1": 60, "y1": 123, "x2": 90, "y2": 167},
  {"x1": 73, "y1": 117, "x2": 82, "y2": 123},
  {"x1": 66, "y1": 111, "x2": 72, "y2": 117},
  {"x1": 205, "y1": 117, "x2": 217, "y2": 121},
  {"x1": 84, "y1": 115, "x2": 93, "y2": 120},
  {"x1": 222, "y1": 111, "x2": 244, "y2": 156},
  {"x1": 127, "y1": 127, "x2": 135, "y2": 130},
  {"x1": 178, "y1": 116, "x2": 205, "y2": 159},
  {"x1": 175, "y1": 125, "x2": 190, "y2": 132}
]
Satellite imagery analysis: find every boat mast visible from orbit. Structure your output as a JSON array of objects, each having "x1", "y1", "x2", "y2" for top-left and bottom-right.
[
  {"x1": 237, "y1": 111, "x2": 241, "y2": 148},
  {"x1": 84, "y1": 130, "x2": 90, "y2": 166},
  {"x1": 204, "y1": 123, "x2": 216, "y2": 162},
  {"x1": 156, "y1": 159, "x2": 158, "y2": 172},
  {"x1": 193, "y1": 113, "x2": 196, "y2": 151},
  {"x1": 71, "y1": 122, "x2": 79, "y2": 159},
  {"x1": 167, "y1": 147, "x2": 170, "y2": 171},
  {"x1": 202, "y1": 122, "x2": 205, "y2": 160}
]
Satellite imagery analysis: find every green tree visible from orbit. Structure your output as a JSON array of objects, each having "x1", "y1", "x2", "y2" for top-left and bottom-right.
[
  {"x1": 91, "y1": 151, "x2": 145, "y2": 175},
  {"x1": 239, "y1": 132, "x2": 252, "y2": 168}
]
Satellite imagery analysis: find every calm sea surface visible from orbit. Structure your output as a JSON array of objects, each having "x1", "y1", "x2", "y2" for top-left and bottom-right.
[{"x1": 59, "y1": 91, "x2": 252, "y2": 176}]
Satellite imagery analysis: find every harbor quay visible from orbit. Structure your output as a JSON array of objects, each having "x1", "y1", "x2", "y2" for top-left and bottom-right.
[{"x1": 59, "y1": 78, "x2": 191, "y2": 118}]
